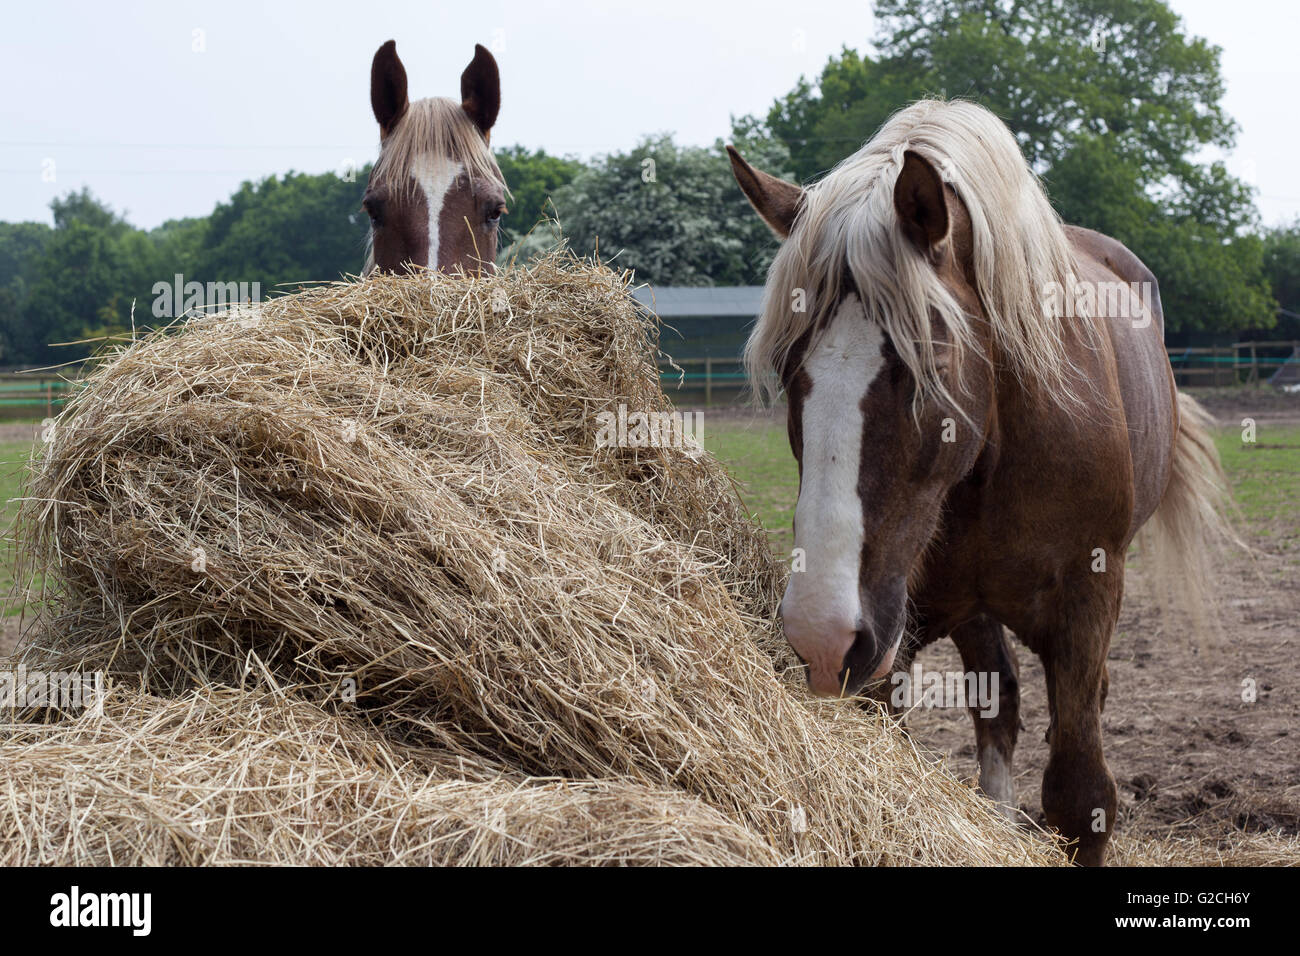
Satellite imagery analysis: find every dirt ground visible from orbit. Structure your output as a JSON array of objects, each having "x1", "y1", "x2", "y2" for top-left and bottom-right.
[
  {"x1": 0, "y1": 423, "x2": 40, "y2": 443},
  {"x1": 908, "y1": 542, "x2": 1298, "y2": 850},
  {"x1": 906, "y1": 392, "x2": 1299, "y2": 853},
  {"x1": 0, "y1": 617, "x2": 19, "y2": 657}
]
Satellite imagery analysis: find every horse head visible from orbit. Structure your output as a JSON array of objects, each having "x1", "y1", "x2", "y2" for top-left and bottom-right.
[{"x1": 364, "y1": 41, "x2": 508, "y2": 275}]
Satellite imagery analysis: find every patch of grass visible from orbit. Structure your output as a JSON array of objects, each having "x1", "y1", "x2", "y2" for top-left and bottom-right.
[
  {"x1": 704, "y1": 417, "x2": 798, "y2": 558},
  {"x1": 1213, "y1": 423, "x2": 1300, "y2": 556},
  {"x1": 0, "y1": 438, "x2": 42, "y2": 615}
]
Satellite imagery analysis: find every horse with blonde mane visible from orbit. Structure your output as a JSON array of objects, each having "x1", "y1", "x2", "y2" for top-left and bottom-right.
[
  {"x1": 362, "y1": 40, "x2": 508, "y2": 275},
  {"x1": 727, "y1": 99, "x2": 1235, "y2": 865}
]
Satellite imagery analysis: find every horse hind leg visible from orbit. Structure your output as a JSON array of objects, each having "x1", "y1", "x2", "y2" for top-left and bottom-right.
[{"x1": 951, "y1": 616, "x2": 1021, "y2": 820}]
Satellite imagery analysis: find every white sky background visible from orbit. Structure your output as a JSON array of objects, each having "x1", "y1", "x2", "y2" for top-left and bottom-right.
[{"x1": 0, "y1": 0, "x2": 1294, "y2": 230}]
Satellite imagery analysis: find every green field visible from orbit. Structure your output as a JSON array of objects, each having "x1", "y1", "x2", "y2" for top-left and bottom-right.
[
  {"x1": 1213, "y1": 425, "x2": 1300, "y2": 530},
  {"x1": 701, "y1": 417, "x2": 800, "y2": 555},
  {"x1": 0, "y1": 438, "x2": 40, "y2": 615}
]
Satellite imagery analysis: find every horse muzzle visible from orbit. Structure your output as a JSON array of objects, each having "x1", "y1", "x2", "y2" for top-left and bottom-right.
[
  {"x1": 783, "y1": 585, "x2": 906, "y2": 697},
  {"x1": 788, "y1": 622, "x2": 905, "y2": 698}
]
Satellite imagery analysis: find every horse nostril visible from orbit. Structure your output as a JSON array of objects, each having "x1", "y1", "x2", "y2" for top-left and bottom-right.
[
  {"x1": 785, "y1": 626, "x2": 859, "y2": 697},
  {"x1": 843, "y1": 628, "x2": 872, "y2": 675},
  {"x1": 837, "y1": 624, "x2": 901, "y2": 692}
]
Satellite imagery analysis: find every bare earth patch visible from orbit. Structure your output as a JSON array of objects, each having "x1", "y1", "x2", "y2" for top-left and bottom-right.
[
  {"x1": 0, "y1": 424, "x2": 40, "y2": 444},
  {"x1": 0, "y1": 617, "x2": 20, "y2": 657},
  {"x1": 905, "y1": 516, "x2": 1299, "y2": 852}
]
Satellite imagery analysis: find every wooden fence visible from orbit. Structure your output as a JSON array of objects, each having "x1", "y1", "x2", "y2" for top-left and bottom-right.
[
  {"x1": 1164, "y1": 341, "x2": 1299, "y2": 387},
  {"x1": 658, "y1": 357, "x2": 748, "y2": 406},
  {"x1": 661, "y1": 342, "x2": 1300, "y2": 404},
  {"x1": 0, "y1": 373, "x2": 79, "y2": 418},
  {"x1": 3, "y1": 341, "x2": 1295, "y2": 415}
]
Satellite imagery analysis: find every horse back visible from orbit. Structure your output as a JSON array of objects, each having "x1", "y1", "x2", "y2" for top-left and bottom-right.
[{"x1": 1065, "y1": 225, "x2": 1179, "y2": 539}]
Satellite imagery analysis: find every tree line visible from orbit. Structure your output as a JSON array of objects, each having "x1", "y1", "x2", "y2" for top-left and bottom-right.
[{"x1": 3, "y1": 0, "x2": 1297, "y2": 367}]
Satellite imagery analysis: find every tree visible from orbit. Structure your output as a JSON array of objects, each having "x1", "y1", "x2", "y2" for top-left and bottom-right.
[
  {"x1": 1, "y1": 171, "x2": 370, "y2": 366},
  {"x1": 872, "y1": 0, "x2": 1237, "y2": 179},
  {"x1": 493, "y1": 146, "x2": 585, "y2": 247},
  {"x1": 765, "y1": 51, "x2": 909, "y2": 183},
  {"x1": 750, "y1": 0, "x2": 1274, "y2": 332},
  {"x1": 0, "y1": 221, "x2": 53, "y2": 362},
  {"x1": 1260, "y1": 222, "x2": 1300, "y2": 339},
  {"x1": 51, "y1": 188, "x2": 132, "y2": 233},
  {"x1": 1046, "y1": 134, "x2": 1274, "y2": 333},
  {"x1": 21, "y1": 218, "x2": 132, "y2": 358},
  {"x1": 197, "y1": 169, "x2": 371, "y2": 287},
  {"x1": 16, "y1": 192, "x2": 198, "y2": 361},
  {"x1": 149, "y1": 216, "x2": 210, "y2": 276},
  {"x1": 549, "y1": 130, "x2": 794, "y2": 286}
]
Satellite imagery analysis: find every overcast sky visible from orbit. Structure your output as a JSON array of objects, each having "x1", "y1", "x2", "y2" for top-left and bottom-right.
[{"x1": 1, "y1": 0, "x2": 1294, "y2": 230}]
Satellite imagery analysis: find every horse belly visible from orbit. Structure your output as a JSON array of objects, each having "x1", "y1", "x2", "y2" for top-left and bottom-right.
[{"x1": 1107, "y1": 312, "x2": 1177, "y2": 540}]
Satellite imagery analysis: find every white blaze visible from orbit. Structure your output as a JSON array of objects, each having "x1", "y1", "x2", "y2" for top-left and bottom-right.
[
  {"x1": 410, "y1": 155, "x2": 464, "y2": 268},
  {"x1": 782, "y1": 294, "x2": 886, "y2": 686}
]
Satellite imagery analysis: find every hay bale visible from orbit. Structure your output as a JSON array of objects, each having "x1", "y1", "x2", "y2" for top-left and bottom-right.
[
  {"x1": 13, "y1": 255, "x2": 1059, "y2": 865},
  {"x1": 0, "y1": 687, "x2": 777, "y2": 866}
]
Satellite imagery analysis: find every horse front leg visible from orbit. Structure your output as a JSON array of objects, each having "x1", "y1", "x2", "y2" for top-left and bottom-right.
[
  {"x1": 950, "y1": 615, "x2": 1021, "y2": 820},
  {"x1": 1034, "y1": 586, "x2": 1120, "y2": 866}
]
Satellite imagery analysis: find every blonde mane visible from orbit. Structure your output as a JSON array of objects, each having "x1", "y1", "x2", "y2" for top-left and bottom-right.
[
  {"x1": 744, "y1": 99, "x2": 1088, "y2": 413},
  {"x1": 370, "y1": 97, "x2": 505, "y2": 197}
]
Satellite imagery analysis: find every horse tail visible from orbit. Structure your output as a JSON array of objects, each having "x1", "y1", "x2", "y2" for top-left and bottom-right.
[{"x1": 1136, "y1": 393, "x2": 1244, "y2": 640}]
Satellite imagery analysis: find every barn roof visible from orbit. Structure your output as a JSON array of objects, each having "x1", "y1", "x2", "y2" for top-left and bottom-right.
[{"x1": 631, "y1": 286, "x2": 764, "y2": 318}]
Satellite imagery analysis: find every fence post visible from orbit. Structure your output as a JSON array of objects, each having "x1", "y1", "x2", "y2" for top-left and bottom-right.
[{"x1": 704, "y1": 357, "x2": 713, "y2": 407}]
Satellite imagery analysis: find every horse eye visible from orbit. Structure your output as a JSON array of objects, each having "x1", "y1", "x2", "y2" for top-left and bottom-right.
[
  {"x1": 486, "y1": 203, "x2": 506, "y2": 225},
  {"x1": 362, "y1": 188, "x2": 387, "y2": 227}
]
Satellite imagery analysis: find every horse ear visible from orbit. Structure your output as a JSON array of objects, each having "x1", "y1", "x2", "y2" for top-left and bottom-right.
[
  {"x1": 894, "y1": 150, "x2": 949, "y2": 250},
  {"x1": 371, "y1": 40, "x2": 409, "y2": 137},
  {"x1": 726, "y1": 145, "x2": 803, "y2": 239},
  {"x1": 461, "y1": 44, "x2": 500, "y2": 139}
]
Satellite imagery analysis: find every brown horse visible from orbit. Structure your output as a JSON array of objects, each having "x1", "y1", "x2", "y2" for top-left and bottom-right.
[
  {"x1": 727, "y1": 99, "x2": 1235, "y2": 865},
  {"x1": 363, "y1": 40, "x2": 507, "y2": 275}
]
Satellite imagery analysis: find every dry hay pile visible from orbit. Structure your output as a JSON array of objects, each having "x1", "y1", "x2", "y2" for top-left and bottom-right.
[
  {"x1": 1109, "y1": 827, "x2": 1300, "y2": 868},
  {"x1": 4, "y1": 255, "x2": 1059, "y2": 866},
  {"x1": 1, "y1": 686, "x2": 776, "y2": 866}
]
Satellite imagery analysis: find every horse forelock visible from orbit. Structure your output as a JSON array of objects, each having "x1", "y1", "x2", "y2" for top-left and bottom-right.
[
  {"x1": 745, "y1": 98, "x2": 1091, "y2": 417},
  {"x1": 370, "y1": 96, "x2": 504, "y2": 197}
]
